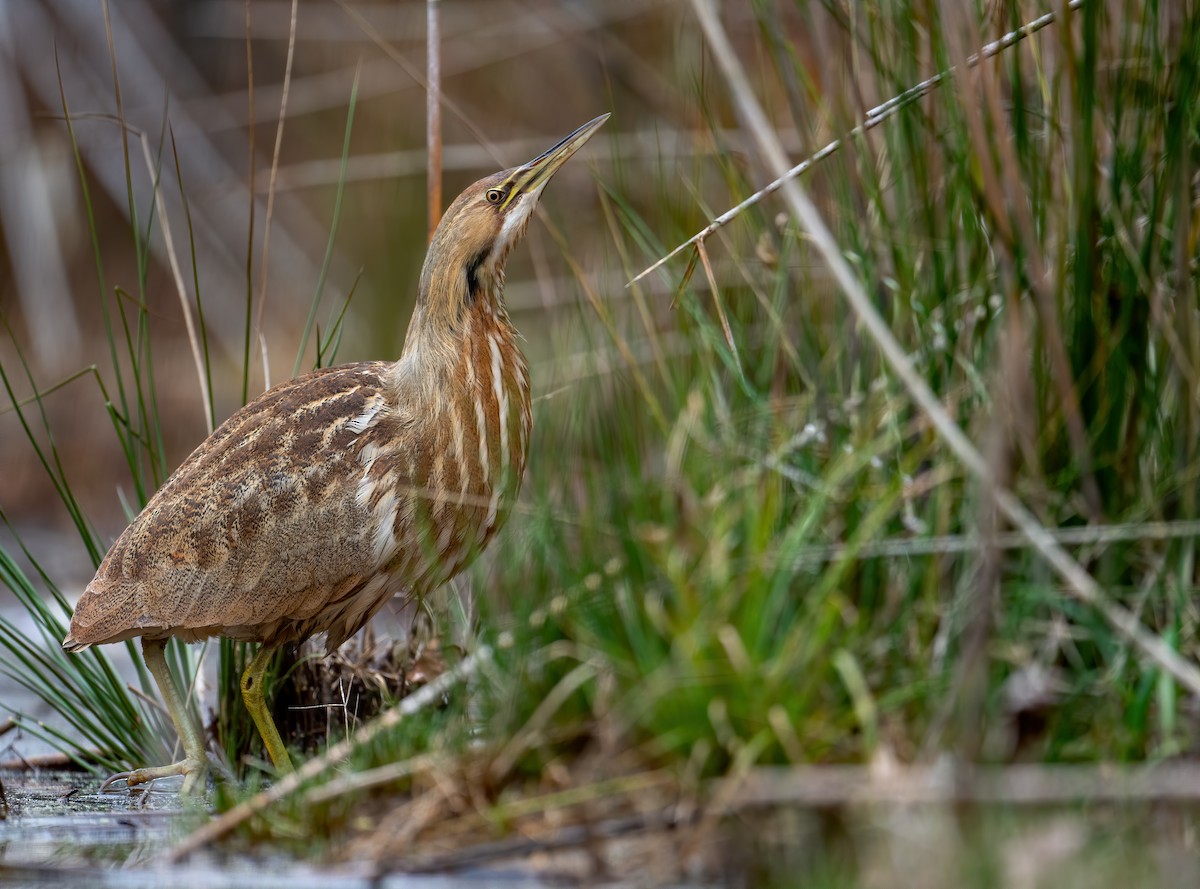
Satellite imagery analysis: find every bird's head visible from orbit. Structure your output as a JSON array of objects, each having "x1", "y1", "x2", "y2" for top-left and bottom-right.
[{"x1": 415, "y1": 113, "x2": 609, "y2": 332}]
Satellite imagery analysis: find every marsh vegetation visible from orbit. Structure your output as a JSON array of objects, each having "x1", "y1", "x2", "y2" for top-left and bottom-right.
[{"x1": 2, "y1": 0, "x2": 1199, "y2": 885}]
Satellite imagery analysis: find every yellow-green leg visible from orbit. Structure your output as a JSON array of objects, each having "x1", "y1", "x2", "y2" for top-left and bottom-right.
[
  {"x1": 240, "y1": 643, "x2": 294, "y2": 773},
  {"x1": 101, "y1": 638, "x2": 208, "y2": 794}
]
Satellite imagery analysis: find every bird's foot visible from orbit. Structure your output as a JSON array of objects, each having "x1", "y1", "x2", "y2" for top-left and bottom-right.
[{"x1": 99, "y1": 756, "x2": 208, "y2": 794}]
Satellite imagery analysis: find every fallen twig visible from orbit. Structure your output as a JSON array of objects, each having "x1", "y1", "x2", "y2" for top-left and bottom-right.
[
  {"x1": 399, "y1": 811, "x2": 676, "y2": 874},
  {"x1": 0, "y1": 750, "x2": 105, "y2": 771},
  {"x1": 726, "y1": 763, "x2": 1200, "y2": 808}
]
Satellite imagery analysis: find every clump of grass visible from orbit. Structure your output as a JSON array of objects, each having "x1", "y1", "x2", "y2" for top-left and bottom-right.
[
  {"x1": 0, "y1": 64, "x2": 205, "y2": 770},
  {"x1": 0, "y1": 518, "x2": 169, "y2": 772}
]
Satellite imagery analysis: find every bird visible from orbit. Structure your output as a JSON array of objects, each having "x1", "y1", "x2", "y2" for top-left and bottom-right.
[{"x1": 62, "y1": 113, "x2": 609, "y2": 793}]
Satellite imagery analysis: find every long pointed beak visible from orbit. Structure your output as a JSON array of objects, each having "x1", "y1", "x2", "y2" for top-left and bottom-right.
[{"x1": 502, "y1": 113, "x2": 610, "y2": 209}]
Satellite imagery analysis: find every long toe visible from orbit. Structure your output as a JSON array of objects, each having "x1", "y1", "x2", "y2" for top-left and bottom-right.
[{"x1": 99, "y1": 756, "x2": 207, "y2": 794}]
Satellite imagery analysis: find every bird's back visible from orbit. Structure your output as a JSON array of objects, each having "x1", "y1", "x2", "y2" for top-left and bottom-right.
[{"x1": 66, "y1": 362, "x2": 401, "y2": 651}]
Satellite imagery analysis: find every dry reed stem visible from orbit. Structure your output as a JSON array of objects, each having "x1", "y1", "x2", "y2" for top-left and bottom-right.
[
  {"x1": 696, "y1": 239, "x2": 741, "y2": 375},
  {"x1": 334, "y1": 0, "x2": 500, "y2": 165},
  {"x1": 252, "y1": 0, "x2": 299, "y2": 391},
  {"x1": 242, "y1": 1, "x2": 256, "y2": 396},
  {"x1": 135, "y1": 134, "x2": 215, "y2": 434},
  {"x1": 426, "y1": 0, "x2": 442, "y2": 241},
  {"x1": 630, "y1": 0, "x2": 1086, "y2": 287},
  {"x1": 688, "y1": 0, "x2": 1200, "y2": 696},
  {"x1": 166, "y1": 646, "x2": 491, "y2": 861}
]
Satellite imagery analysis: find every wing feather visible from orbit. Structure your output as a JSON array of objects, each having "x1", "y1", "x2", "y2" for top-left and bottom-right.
[{"x1": 66, "y1": 362, "x2": 407, "y2": 648}]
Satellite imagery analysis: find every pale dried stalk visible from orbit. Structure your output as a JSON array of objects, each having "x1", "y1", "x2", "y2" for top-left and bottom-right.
[
  {"x1": 688, "y1": 0, "x2": 1200, "y2": 696},
  {"x1": 304, "y1": 753, "x2": 437, "y2": 804},
  {"x1": 139, "y1": 135, "x2": 214, "y2": 434},
  {"x1": 427, "y1": 0, "x2": 442, "y2": 241},
  {"x1": 696, "y1": 239, "x2": 742, "y2": 375},
  {"x1": 787, "y1": 519, "x2": 1200, "y2": 563}
]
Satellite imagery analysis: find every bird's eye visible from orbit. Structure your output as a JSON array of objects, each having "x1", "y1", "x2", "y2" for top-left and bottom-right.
[{"x1": 485, "y1": 188, "x2": 504, "y2": 204}]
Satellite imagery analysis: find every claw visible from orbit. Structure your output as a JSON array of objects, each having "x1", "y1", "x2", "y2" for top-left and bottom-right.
[
  {"x1": 98, "y1": 757, "x2": 207, "y2": 794},
  {"x1": 99, "y1": 770, "x2": 137, "y2": 793}
]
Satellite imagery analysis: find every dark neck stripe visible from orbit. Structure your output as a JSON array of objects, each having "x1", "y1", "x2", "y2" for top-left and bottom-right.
[{"x1": 464, "y1": 247, "x2": 491, "y2": 303}]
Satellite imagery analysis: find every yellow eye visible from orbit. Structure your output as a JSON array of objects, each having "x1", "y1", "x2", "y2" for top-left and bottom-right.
[{"x1": 485, "y1": 188, "x2": 504, "y2": 204}]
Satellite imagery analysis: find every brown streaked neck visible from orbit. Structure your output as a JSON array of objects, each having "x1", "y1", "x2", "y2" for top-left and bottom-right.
[{"x1": 402, "y1": 243, "x2": 512, "y2": 363}]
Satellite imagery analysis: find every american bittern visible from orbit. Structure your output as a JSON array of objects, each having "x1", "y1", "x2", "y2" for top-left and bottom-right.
[{"x1": 62, "y1": 113, "x2": 609, "y2": 792}]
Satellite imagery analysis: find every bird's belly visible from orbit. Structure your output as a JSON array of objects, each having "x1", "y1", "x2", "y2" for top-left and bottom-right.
[
  {"x1": 377, "y1": 462, "x2": 514, "y2": 597},
  {"x1": 363, "y1": 397, "x2": 528, "y2": 598},
  {"x1": 354, "y1": 324, "x2": 530, "y2": 611}
]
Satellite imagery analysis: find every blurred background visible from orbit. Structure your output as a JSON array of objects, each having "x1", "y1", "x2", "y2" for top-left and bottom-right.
[{"x1": 3, "y1": 0, "x2": 1200, "y2": 884}]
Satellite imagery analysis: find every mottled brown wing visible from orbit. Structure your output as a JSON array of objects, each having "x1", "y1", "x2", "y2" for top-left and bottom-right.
[{"x1": 66, "y1": 362, "x2": 405, "y2": 649}]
